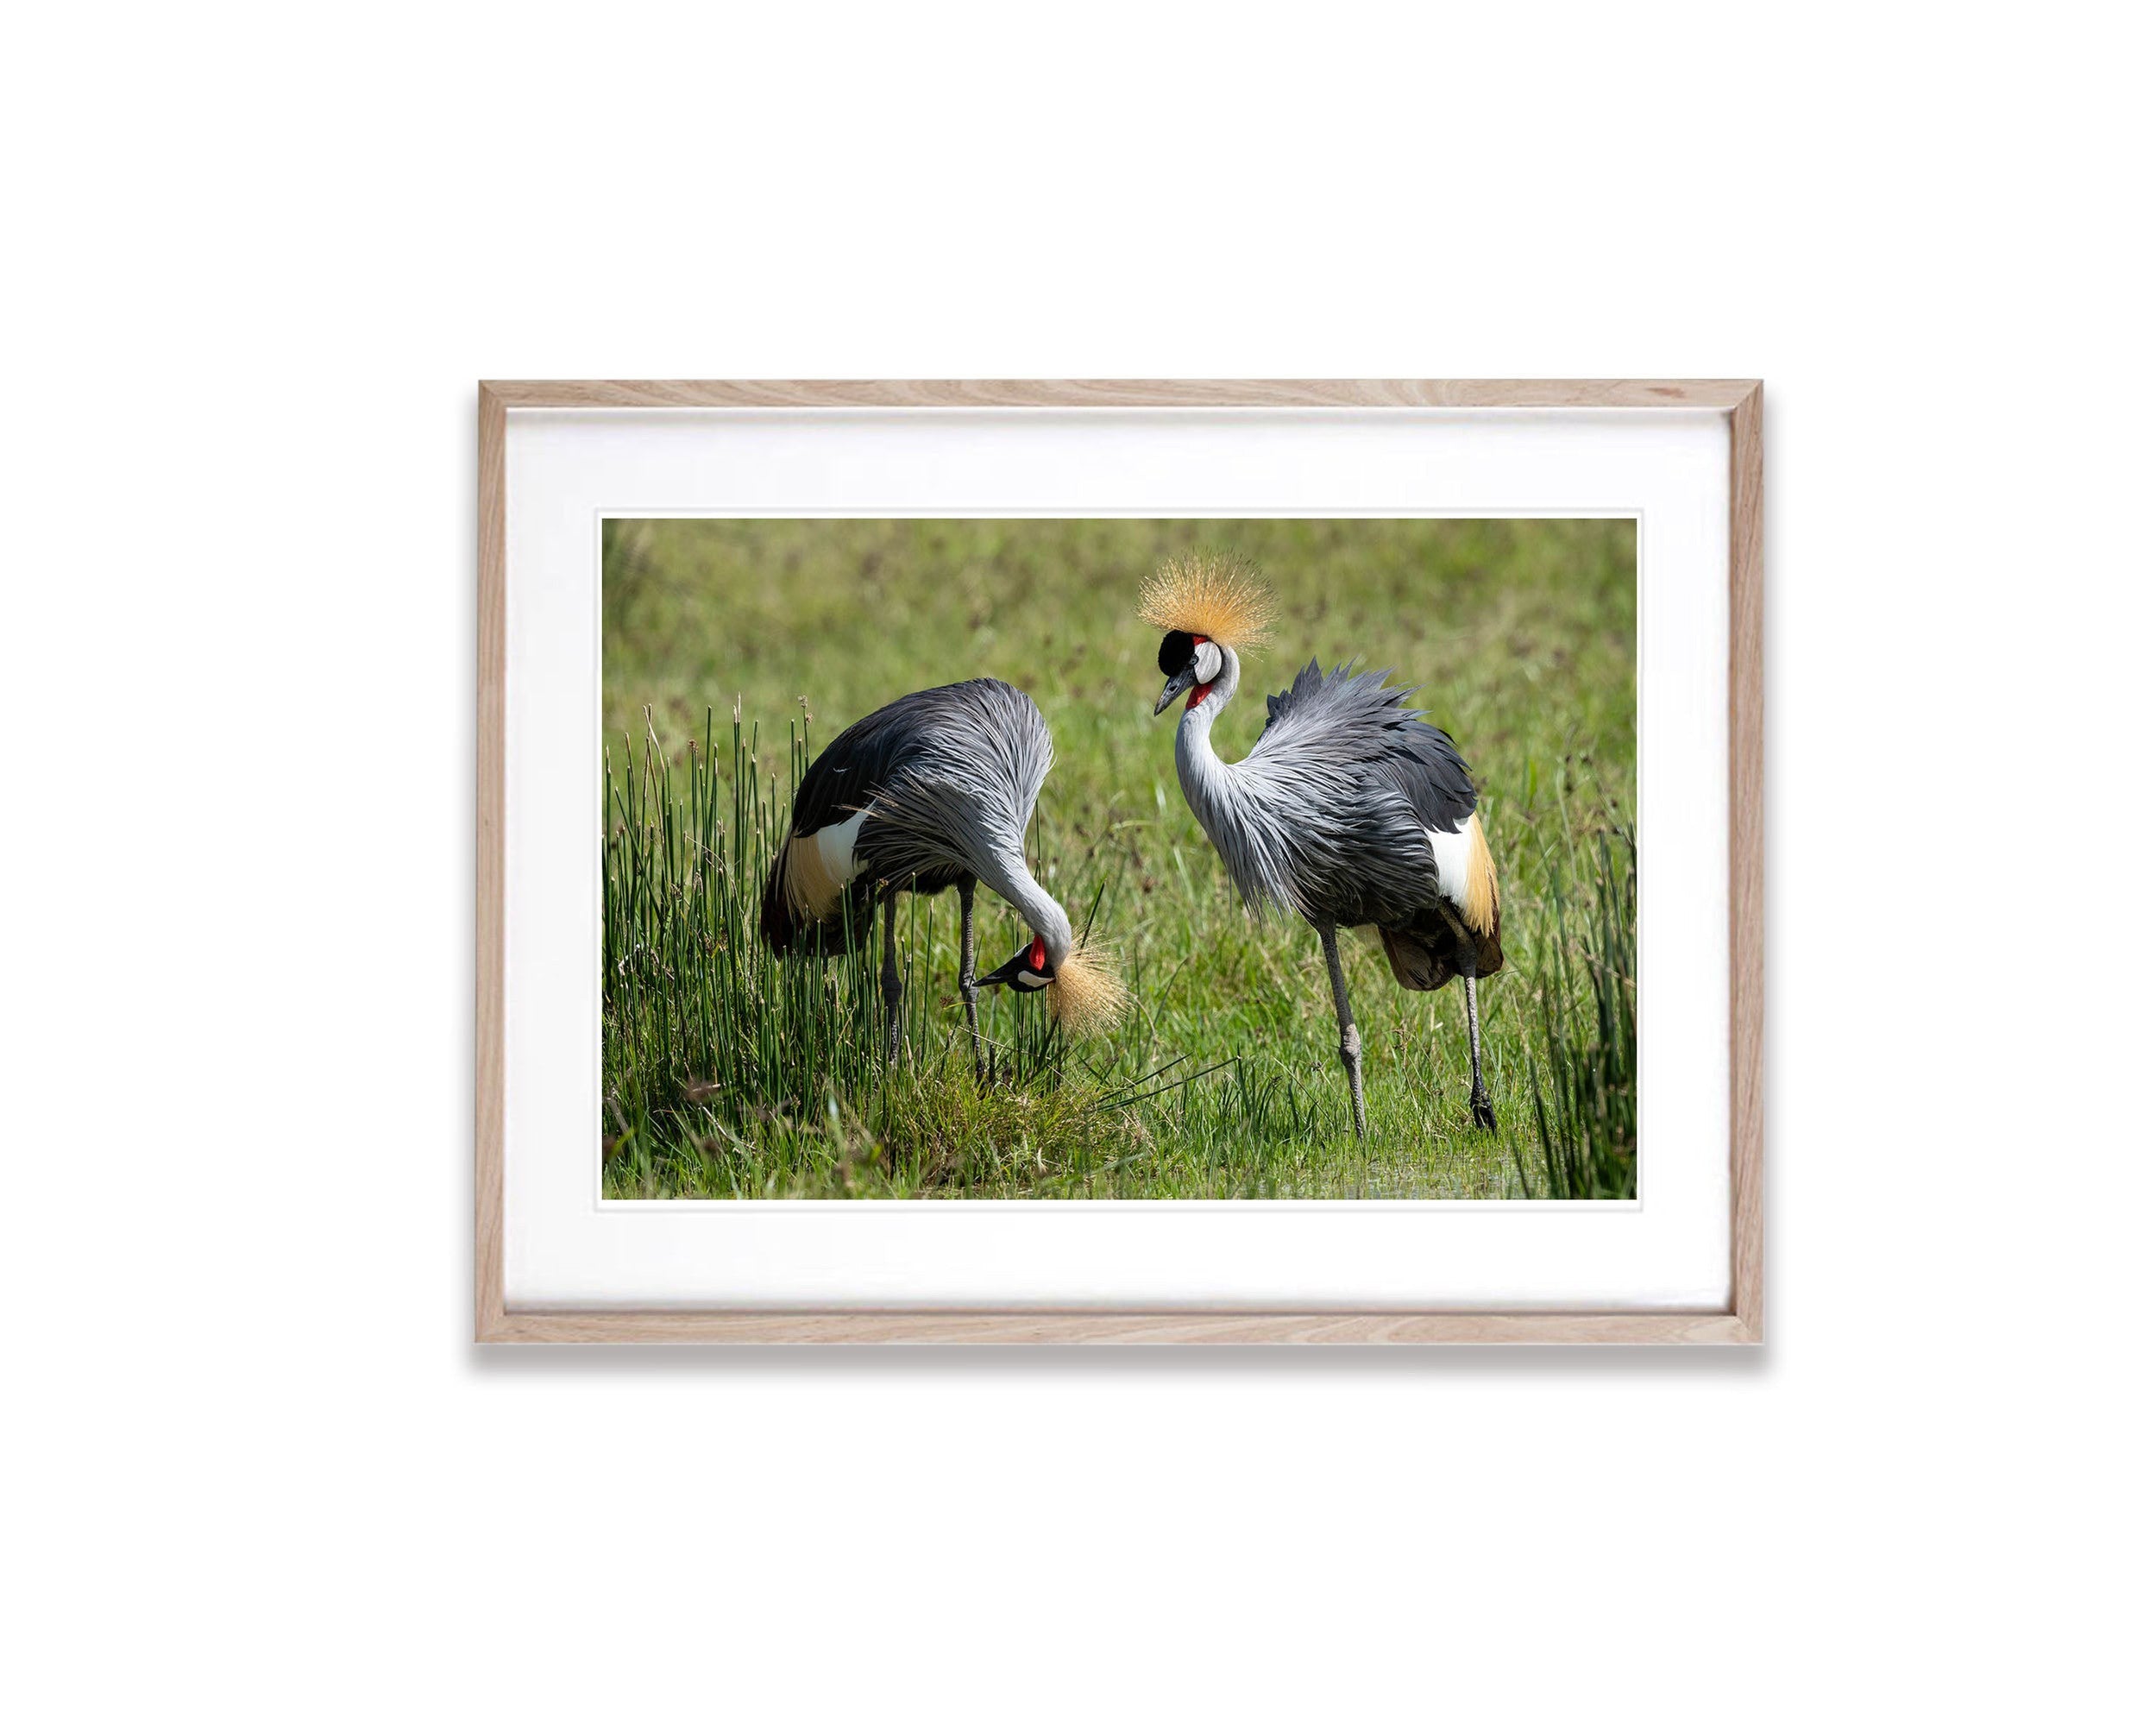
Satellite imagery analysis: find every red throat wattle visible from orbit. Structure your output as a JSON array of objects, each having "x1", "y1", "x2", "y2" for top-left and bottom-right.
[
  {"x1": 1028, "y1": 936, "x2": 1046, "y2": 970},
  {"x1": 1187, "y1": 634, "x2": 1212, "y2": 709}
]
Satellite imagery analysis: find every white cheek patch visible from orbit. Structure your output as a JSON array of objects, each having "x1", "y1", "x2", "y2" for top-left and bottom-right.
[
  {"x1": 1193, "y1": 640, "x2": 1223, "y2": 682},
  {"x1": 1015, "y1": 970, "x2": 1050, "y2": 990}
]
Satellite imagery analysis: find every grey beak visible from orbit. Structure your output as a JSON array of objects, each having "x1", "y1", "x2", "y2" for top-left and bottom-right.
[{"x1": 1153, "y1": 664, "x2": 1198, "y2": 716}]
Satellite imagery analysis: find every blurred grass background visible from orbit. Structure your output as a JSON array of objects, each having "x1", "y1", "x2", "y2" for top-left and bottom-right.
[{"x1": 604, "y1": 518, "x2": 1634, "y2": 1199}]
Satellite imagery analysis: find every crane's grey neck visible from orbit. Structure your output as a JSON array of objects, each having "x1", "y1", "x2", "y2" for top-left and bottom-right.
[
  {"x1": 1175, "y1": 644, "x2": 1244, "y2": 830},
  {"x1": 1172, "y1": 645, "x2": 1296, "y2": 916},
  {"x1": 978, "y1": 853, "x2": 1072, "y2": 966}
]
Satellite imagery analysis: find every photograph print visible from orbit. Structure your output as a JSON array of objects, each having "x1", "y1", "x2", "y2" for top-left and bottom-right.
[{"x1": 603, "y1": 517, "x2": 1635, "y2": 1200}]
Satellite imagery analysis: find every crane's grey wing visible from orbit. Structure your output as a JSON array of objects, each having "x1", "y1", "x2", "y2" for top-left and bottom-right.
[
  {"x1": 784, "y1": 685, "x2": 959, "y2": 835},
  {"x1": 1211, "y1": 659, "x2": 1482, "y2": 929},
  {"x1": 1254, "y1": 659, "x2": 1478, "y2": 833},
  {"x1": 1255, "y1": 661, "x2": 1501, "y2": 978},
  {"x1": 766, "y1": 687, "x2": 946, "y2": 953},
  {"x1": 783, "y1": 678, "x2": 1047, "y2": 830},
  {"x1": 852, "y1": 677, "x2": 1053, "y2": 884},
  {"x1": 764, "y1": 679, "x2": 1046, "y2": 952}
]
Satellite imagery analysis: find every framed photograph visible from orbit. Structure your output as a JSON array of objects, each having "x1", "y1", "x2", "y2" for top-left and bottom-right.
[{"x1": 477, "y1": 381, "x2": 1763, "y2": 1343}]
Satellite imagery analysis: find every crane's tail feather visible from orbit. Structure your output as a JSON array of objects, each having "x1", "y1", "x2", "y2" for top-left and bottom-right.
[
  {"x1": 1376, "y1": 903, "x2": 1504, "y2": 992},
  {"x1": 1460, "y1": 812, "x2": 1500, "y2": 940},
  {"x1": 1377, "y1": 926, "x2": 1457, "y2": 992}
]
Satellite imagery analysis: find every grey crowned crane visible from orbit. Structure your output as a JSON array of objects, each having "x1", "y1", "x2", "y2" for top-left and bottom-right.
[
  {"x1": 1141, "y1": 559, "x2": 1503, "y2": 1137},
  {"x1": 758, "y1": 677, "x2": 1122, "y2": 1072}
]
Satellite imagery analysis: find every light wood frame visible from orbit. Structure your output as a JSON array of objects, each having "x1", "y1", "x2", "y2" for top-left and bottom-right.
[{"x1": 476, "y1": 380, "x2": 1763, "y2": 1344}]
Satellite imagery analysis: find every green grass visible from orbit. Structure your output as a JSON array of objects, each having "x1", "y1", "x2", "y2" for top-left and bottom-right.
[{"x1": 603, "y1": 517, "x2": 1636, "y2": 1200}]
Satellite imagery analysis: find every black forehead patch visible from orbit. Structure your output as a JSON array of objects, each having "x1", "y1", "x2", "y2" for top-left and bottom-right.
[{"x1": 1157, "y1": 630, "x2": 1196, "y2": 676}]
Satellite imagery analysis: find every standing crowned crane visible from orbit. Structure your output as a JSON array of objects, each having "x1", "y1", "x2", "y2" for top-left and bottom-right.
[
  {"x1": 759, "y1": 677, "x2": 1123, "y2": 1072},
  {"x1": 1141, "y1": 558, "x2": 1503, "y2": 1136}
]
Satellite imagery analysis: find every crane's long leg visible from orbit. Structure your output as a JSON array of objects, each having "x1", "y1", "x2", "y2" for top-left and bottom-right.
[
  {"x1": 956, "y1": 877, "x2": 984, "y2": 1082},
  {"x1": 880, "y1": 886, "x2": 903, "y2": 1067},
  {"x1": 1461, "y1": 961, "x2": 1496, "y2": 1130},
  {"x1": 1317, "y1": 922, "x2": 1368, "y2": 1141}
]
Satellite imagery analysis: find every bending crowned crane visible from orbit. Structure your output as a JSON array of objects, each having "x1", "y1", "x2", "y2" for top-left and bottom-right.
[
  {"x1": 1141, "y1": 559, "x2": 1503, "y2": 1136},
  {"x1": 758, "y1": 677, "x2": 1122, "y2": 1072}
]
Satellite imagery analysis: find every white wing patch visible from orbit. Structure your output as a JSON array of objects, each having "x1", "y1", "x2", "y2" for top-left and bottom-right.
[
  {"x1": 1424, "y1": 812, "x2": 1498, "y2": 934},
  {"x1": 1425, "y1": 822, "x2": 1476, "y2": 908},
  {"x1": 784, "y1": 808, "x2": 871, "y2": 918},
  {"x1": 814, "y1": 808, "x2": 869, "y2": 887}
]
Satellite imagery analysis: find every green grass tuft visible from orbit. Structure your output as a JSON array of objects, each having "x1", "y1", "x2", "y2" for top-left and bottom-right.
[{"x1": 1512, "y1": 830, "x2": 1638, "y2": 1199}]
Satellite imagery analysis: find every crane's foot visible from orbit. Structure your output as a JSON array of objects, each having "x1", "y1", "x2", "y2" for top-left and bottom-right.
[
  {"x1": 1470, "y1": 1084, "x2": 1496, "y2": 1132},
  {"x1": 1339, "y1": 1026, "x2": 1368, "y2": 1141},
  {"x1": 881, "y1": 969, "x2": 904, "y2": 1067},
  {"x1": 879, "y1": 889, "x2": 905, "y2": 1068},
  {"x1": 961, "y1": 984, "x2": 984, "y2": 1086}
]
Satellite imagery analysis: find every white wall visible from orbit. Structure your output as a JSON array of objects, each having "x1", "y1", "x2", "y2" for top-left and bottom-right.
[{"x1": 6, "y1": 6, "x2": 2145, "y2": 1722}]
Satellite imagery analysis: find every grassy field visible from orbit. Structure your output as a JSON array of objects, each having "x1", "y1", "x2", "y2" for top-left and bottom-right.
[{"x1": 603, "y1": 517, "x2": 1636, "y2": 1200}]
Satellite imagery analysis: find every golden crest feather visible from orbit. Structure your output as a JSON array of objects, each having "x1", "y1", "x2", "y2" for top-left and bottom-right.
[
  {"x1": 1044, "y1": 939, "x2": 1128, "y2": 1039},
  {"x1": 1135, "y1": 556, "x2": 1276, "y2": 652}
]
